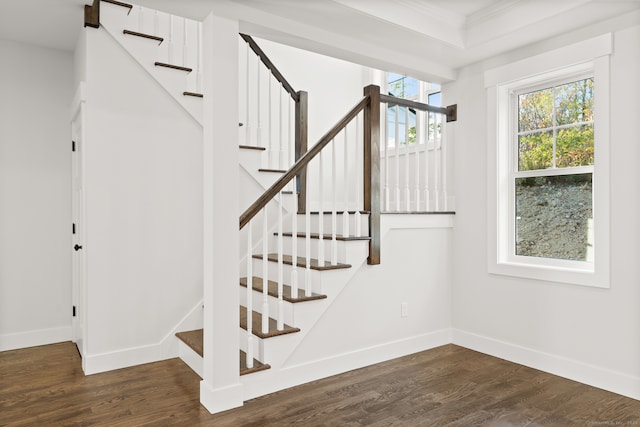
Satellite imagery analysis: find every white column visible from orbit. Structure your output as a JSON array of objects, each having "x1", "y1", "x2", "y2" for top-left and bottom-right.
[{"x1": 201, "y1": 13, "x2": 243, "y2": 414}]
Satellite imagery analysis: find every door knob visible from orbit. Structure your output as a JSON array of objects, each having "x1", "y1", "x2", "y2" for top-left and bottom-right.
[{"x1": 74, "y1": 244, "x2": 83, "y2": 251}]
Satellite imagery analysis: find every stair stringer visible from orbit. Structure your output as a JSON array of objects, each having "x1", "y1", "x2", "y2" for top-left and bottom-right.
[
  {"x1": 238, "y1": 214, "x2": 455, "y2": 400},
  {"x1": 99, "y1": 3, "x2": 203, "y2": 125},
  {"x1": 238, "y1": 239, "x2": 369, "y2": 366}
]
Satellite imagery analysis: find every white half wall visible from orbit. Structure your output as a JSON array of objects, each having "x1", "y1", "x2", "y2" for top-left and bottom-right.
[
  {"x1": 80, "y1": 27, "x2": 203, "y2": 373},
  {"x1": 0, "y1": 40, "x2": 73, "y2": 351},
  {"x1": 446, "y1": 16, "x2": 640, "y2": 399}
]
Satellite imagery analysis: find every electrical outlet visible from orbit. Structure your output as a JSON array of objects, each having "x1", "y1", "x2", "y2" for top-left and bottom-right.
[{"x1": 401, "y1": 302, "x2": 408, "y2": 317}]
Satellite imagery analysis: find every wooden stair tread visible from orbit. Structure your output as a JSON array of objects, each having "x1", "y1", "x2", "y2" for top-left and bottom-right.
[
  {"x1": 183, "y1": 91, "x2": 203, "y2": 98},
  {"x1": 240, "y1": 277, "x2": 327, "y2": 303},
  {"x1": 239, "y1": 145, "x2": 266, "y2": 151},
  {"x1": 276, "y1": 232, "x2": 370, "y2": 241},
  {"x1": 123, "y1": 30, "x2": 163, "y2": 43},
  {"x1": 176, "y1": 329, "x2": 203, "y2": 357},
  {"x1": 308, "y1": 210, "x2": 370, "y2": 215},
  {"x1": 240, "y1": 307, "x2": 300, "y2": 338},
  {"x1": 175, "y1": 329, "x2": 270, "y2": 375},
  {"x1": 240, "y1": 350, "x2": 270, "y2": 375},
  {"x1": 252, "y1": 253, "x2": 351, "y2": 271},
  {"x1": 102, "y1": 0, "x2": 133, "y2": 11},
  {"x1": 258, "y1": 168, "x2": 287, "y2": 173},
  {"x1": 154, "y1": 62, "x2": 192, "y2": 72}
]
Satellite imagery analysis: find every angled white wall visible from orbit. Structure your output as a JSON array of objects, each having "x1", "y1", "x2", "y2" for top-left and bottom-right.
[
  {"x1": 0, "y1": 40, "x2": 73, "y2": 351},
  {"x1": 79, "y1": 27, "x2": 203, "y2": 373},
  {"x1": 446, "y1": 14, "x2": 640, "y2": 399}
]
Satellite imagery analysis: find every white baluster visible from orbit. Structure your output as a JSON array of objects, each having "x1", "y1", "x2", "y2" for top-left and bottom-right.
[
  {"x1": 246, "y1": 222, "x2": 254, "y2": 369},
  {"x1": 435, "y1": 113, "x2": 441, "y2": 211},
  {"x1": 331, "y1": 139, "x2": 337, "y2": 265},
  {"x1": 261, "y1": 206, "x2": 269, "y2": 334},
  {"x1": 279, "y1": 85, "x2": 286, "y2": 171},
  {"x1": 342, "y1": 127, "x2": 350, "y2": 238},
  {"x1": 268, "y1": 74, "x2": 274, "y2": 168},
  {"x1": 291, "y1": 189, "x2": 299, "y2": 299},
  {"x1": 196, "y1": 22, "x2": 202, "y2": 93},
  {"x1": 138, "y1": 6, "x2": 144, "y2": 33},
  {"x1": 425, "y1": 113, "x2": 431, "y2": 211},
  {"x1": 384, "y1": 103, "x2": 390, "y2": 212},
  {"x1": 256, "y1": 54, "x2": 261, "y2": 150},
  {"x1": 354, "y1": 115, "x2": 362, "y2": 237},
  {"x1": 168, "y1": 15, "x2": 174, "y2": 64},
  {"x1": 245, "y1": 41, "x2": 250, "y2": 146},
  {"x1": 277, "y1": 193, "x2": 284, "y2": 330},
  {"x1": 405, "y1": 107, "x2": 411, "y2": 212},
  {"x1": 394, "y1": 106, "x2": 400, "y2": 212},
  {"x1": 289, "y1": 93, "x2": 293, "y2": 174},
  {"x1": 305, "y1": 205, "x2": 312, "y2": 297},
  {"x1": 153, "y1": 11, "x2": 159, "y2": 36},
  {"x1": 182, "y1": 18, "x2": 188, "y2": 67},
  {"x1": 441, "y1": 114, "x2": 448, "y2": 211},
  {"x1": 317, "y1": 152, "x2": 325, "y2": 267},
  {"x1": 415, "y1": 115, "x2": 421, "y2": 212}
]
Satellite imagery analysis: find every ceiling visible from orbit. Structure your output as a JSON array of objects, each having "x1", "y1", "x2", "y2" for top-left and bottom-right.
[{"x1": 1, "y1": 0, "x2": 639, "y2": 82}]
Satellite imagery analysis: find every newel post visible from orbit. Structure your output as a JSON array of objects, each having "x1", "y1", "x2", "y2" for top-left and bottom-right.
[
  {"x1": 363, "y1": 85, "x2": 381, "y2": 265},
  {"x1": 295, "y1": 91, "x2": 308, "y2": 214}
]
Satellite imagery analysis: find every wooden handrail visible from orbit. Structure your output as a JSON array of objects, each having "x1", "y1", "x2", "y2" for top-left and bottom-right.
[
  {"x1": 240, "y1": 33, "x2": 299, "y2": 103},
  {"x1": 380, "y1": 94, "x2": 458, "y2": 123},
  {"x1": 239, "y1": 95, "x2": 369, "y2": 229}
]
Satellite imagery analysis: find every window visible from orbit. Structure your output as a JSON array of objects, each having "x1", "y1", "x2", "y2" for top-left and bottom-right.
[
  {"x1": 514, "y1": 76, "x2": 594, "y2": 262},
  {"x1": 384, "y1": 73, "x2": 441, "y2": 146},
  {"x1": 485, "y1": 34, "x2": 611, "y2": 287}
]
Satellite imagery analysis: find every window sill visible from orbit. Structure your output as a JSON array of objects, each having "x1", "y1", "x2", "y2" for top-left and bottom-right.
[{"x1": 488, "y1": 260, "x2": 609, "y2": 288}]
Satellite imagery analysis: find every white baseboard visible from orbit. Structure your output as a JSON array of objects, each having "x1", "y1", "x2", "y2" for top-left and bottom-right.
[
  {"x1": 0, "y1": 326, "x2": 72, "y2": 352},
  {"x1": 241, "y1": 328, "x2": 451, "y2": 401},
  {"x1": 452, "y1": 328, "x2": 640, "y2": 401},
  {"x1": 83, "y1": 300, "x2": 203, "y2": 375}
]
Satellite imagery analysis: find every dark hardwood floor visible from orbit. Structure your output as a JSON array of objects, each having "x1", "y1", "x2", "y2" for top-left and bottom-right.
[{"x1": 1, "y1": 342, "x2": 639, "y2": 426}]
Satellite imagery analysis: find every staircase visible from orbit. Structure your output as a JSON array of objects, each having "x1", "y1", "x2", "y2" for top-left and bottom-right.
[{"x1": 86, "y1": 0, "x2": 456, "y2": 409}]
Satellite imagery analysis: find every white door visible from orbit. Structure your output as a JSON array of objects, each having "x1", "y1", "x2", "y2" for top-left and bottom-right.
[{"x1": 71, "y1": 108, "x2": 86, "y2": 360}]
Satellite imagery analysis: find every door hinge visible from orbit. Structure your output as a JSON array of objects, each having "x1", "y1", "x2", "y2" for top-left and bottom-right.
[
  {"x1": 72, "y1": 223, "x2": 76, "y2": 234},
  {"x1": 72, "y1": 140, "x2": 76, "y2": 152},
  {"x1": 73, "y1": 306, "x2": 77, "y2": 317}
]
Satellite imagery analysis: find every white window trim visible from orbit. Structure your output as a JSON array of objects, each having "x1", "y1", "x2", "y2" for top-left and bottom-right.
[{"x1": 485, "y1": 34, "x2": 611, "y2": 288}]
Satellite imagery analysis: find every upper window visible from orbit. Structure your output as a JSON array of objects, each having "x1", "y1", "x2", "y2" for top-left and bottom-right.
[
  {"x1": 485, "y1": 33, "x2": 612, "y2": 288},
  {"x1": 384, "y1": 73, "x2": 441, "y2": 147}
]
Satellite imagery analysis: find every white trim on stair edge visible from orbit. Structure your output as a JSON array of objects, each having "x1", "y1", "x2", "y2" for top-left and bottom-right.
[
  {"x1": 451, "y1": 328, "x2": 640, "y2": 401},
  {"x1": 240, "y1": 328, "x2": 451, "y2": 400},
  {"x1": 99, "y1": 9, "x2": 203, "y2": 126},
  {"x1": 83, "y1": 299, "x2": 203, "y2": 375}
]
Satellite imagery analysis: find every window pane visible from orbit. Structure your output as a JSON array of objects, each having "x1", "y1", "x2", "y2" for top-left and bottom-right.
[
  {"x1": 556, "y1": 124, "x2": 594, "y2": 167},
  {"x1": 515, "y1": 173, "x2": 593, "y2": 261},
  {"x1": 518, "y1": 131, "x2": 553, "y2": 171},
  {"x1": 555, "y1": 78, "x2": 594, "y2": 126},
  {"x1": 519, "y1": 88, "x2": 553, "y2": 132},
  {"x1": 428, "y1": 92, "x2": 441, "y2": 107},
  {"x1": 387, "y1": 74, "x2": 419, "y2": 99}
]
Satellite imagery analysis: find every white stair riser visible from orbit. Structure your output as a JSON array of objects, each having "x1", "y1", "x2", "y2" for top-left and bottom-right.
[
  {"x1": 296, "y1": 213, "x2": 370, "y2": 236},
  {"x1": 177, "y1": 339, "x2": 203, "y2": 378},
  {"x1": 277, "y1": 235, "x2": 369, "y2": 264},
  {"x1": 238, "y1": 327, "x2": 300, "y2": 364},
  {"x1": 100, "y1": 3, "x2": 203, "y2": 124},
  {"x1": 239, "y1": 287, "x2": 295, "y2": 326}
]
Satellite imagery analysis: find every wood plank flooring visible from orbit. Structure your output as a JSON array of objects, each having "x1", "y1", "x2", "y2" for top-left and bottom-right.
[{"x1": 2, "y1": 342, "x2": 639, "y2": 426}]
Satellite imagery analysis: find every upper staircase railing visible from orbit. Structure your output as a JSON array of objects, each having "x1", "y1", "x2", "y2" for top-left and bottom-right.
[
  {"x1": 240, "y1": 34, "x2": 308, "y2": 203},
  {"x1": 380, "y1": 95, "x2": 457, "y2": 212}
]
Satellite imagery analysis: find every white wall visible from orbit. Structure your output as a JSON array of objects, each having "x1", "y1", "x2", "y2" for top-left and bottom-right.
[
  {"x1": 447, "y1": 15, "x2": 640, "y2": 398},
  {"x1": 80, "y1": 28, "x2": 203, "y2": 373},
  {"x1": 0, "y1": 40, "x2": 73, "y2": 351}
]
